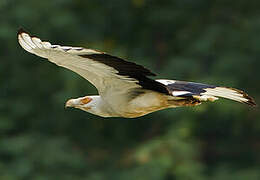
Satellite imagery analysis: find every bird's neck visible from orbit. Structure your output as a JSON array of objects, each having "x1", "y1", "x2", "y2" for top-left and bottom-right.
[{"x1": 84, "y1": 96, "x2": 116, "y2": 118}]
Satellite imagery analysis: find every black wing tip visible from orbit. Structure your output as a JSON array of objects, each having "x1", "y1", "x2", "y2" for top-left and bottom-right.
[
  {"x1": 243, "y1": 94, "x2": 257, "y2": 107},
  {"x1": 227, "y1": 87, "x2": 257, "y2": 107},
  {"x1": 17, "y1": 28, "x2": 28, "y2": 36}
]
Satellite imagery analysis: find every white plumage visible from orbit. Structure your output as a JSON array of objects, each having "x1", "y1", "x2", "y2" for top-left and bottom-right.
[{"x1": 18, "y1": 29, "x2": 256, "y2": 118}]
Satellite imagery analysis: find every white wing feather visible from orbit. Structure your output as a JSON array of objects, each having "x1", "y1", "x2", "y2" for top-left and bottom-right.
[{"x1": 18, "y1": 30, "x2": 140, "y2": 98}]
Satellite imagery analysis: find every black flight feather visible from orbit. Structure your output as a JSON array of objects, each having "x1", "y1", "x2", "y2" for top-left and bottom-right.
[{"x1": 79, "y1": 53, "x2": 169, "y2": 94}]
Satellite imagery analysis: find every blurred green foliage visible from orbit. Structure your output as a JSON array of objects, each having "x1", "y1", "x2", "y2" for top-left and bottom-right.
[{"x1": 0, "y1": 0, "x2": 260, "y2": 179}]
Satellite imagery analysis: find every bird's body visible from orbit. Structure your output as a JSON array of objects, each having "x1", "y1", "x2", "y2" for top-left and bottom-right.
[
  {"x1": 18, "y1": 29, "x2": 256, "y2": 118},
  {"x1": 78, "y1": 92, "x2": 169, "y2": 118}
]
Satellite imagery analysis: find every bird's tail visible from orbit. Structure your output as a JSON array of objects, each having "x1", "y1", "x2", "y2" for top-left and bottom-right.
[{"x1": 158, "y1": 80, "x2": 257, "y2": 106}]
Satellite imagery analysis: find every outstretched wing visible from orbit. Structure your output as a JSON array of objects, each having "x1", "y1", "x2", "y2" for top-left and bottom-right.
[
  {"x1": 18, "y1": 29, "x2": 168, "y2": 99},
  {"x1": 157, "y1": 79, "x2": 256, "y2": 106}
]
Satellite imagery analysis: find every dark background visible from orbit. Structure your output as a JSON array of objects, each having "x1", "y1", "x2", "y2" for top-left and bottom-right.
[{"x1": 1, "y1": 0, "x2": 260, "y2": 179}]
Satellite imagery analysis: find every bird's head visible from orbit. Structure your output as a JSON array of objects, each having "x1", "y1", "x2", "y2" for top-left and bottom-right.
[
  {"x1": 65, "y1": 96, "x2": 95, "y2": 111},
  {"x1": 65, "y1": 95, "x2": 112, "y2": 117}
]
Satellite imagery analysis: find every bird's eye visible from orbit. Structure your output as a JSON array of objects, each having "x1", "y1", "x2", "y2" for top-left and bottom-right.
[{"x1": 80, "y1": 97, "x2": 92, "y2": 105}]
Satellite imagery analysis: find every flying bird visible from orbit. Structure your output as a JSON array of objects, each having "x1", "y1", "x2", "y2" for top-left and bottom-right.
[{"x1": 17, "y1": 29, "x2": 256, "y2": 118}]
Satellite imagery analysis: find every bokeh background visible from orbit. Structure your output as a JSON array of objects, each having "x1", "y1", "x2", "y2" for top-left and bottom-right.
[{"x1": 1, "y1": 0, "x2": 260, "y2": 179}]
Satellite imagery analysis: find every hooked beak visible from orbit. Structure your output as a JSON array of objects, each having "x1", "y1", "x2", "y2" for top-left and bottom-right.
[{"x1": 65, "y1": 99, "x2": 75, "y2": 108}]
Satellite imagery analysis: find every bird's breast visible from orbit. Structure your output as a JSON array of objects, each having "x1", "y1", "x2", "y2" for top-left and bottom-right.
[{"x1": 121, "y1": 91, "x2": 171, "y2": 118}]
